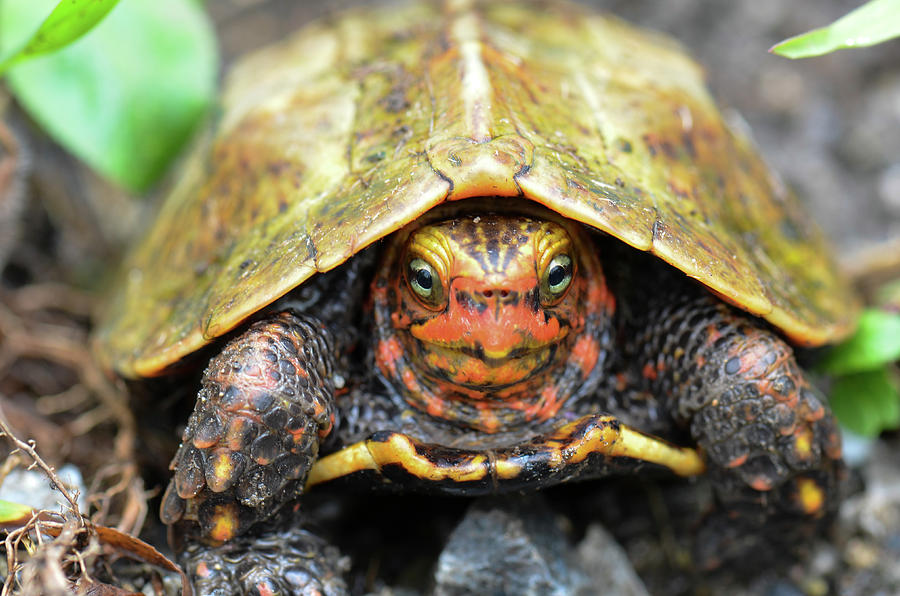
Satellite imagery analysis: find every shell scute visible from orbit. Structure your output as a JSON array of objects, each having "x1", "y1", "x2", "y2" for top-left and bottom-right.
[{"x1": 95, "y1": 0, "x2": 856, "y2": 378}]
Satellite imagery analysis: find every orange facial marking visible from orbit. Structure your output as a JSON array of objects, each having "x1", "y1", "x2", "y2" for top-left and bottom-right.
[
  {"x1": 412, "y1": 281, "x2": 564, "y2": 360},
  {"x1": 473, "y1": 402, "x2": 501, "y2": 433},
  {"x1": 641, "y1": 362, "x2": 658, "y2": 381},
  {"x1": 527, "y1": 384, "x2": 562, "y2": 420},
  {"x1": 572, "y1": 335, "x2": 601, "y2": 377},
  {"x1": 401, "y1": 368, "x2": 419, "y2": 392},
  {"x1": 376, "y1": 337, "x2": 403, "y2": 377}
]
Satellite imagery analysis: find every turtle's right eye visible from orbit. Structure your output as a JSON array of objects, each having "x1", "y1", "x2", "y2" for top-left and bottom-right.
[{"x1": 406, "y1": 257, "x2": 444, "y2": 309}]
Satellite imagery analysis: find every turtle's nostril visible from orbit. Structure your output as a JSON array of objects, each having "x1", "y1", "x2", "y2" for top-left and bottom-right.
[{"x1": 479, "y1": 289, "x2": 512, "y2": 299}]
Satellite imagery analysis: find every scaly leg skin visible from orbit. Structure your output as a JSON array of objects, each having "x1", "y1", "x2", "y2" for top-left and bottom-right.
[
  {"x1": 159, "y1": 311, "x2": 348, "y2": 594},
  {"x1": 631, "y1": 296, "x2": 844, "y2": 569},
  {"x1": 181, "y1": 520, "x2": 349, "y2": 595}
]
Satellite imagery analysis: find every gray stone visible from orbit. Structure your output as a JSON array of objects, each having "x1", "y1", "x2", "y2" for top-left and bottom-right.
[
  {"x1": 574, "y1": 524, "x2": 651, "y2": 596},
  {"x1": 432, "y1": 496, "x2": 648, "y2": 596}
]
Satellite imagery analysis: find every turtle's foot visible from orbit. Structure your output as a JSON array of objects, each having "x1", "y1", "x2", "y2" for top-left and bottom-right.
[
  {"x1": 182, "y1": 522, "x2": 349, "y2": 596},
  {"x1": 688, "y1": 324, "x2": 844, "y2": 569},
  {"x1": 160, "y1": 311, "x2": 337, "y2": 542}
]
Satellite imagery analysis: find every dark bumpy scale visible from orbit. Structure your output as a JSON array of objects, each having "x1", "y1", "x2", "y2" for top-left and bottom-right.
[
  {"x1": 160, "y1": 312, "x2": 337, "y2": 541},
  {"x1": 181, "y1": 521, "x2": 349, "y2": 596},
  {"x1": 267, "y1": 248, "x2": 376, "y2": 365},
  {"x1": 625, "y1": 294, "x2": 843, "y2": 565},
  {"x1": 629, "y1": 295, "x2": 842, "y2": 492}
]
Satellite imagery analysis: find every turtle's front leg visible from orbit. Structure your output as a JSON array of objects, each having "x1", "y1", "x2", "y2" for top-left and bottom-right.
[
  {"x1": 632, "y1": 296, "x2": 844, "y2": 567},
  {"x1": 159, "y1": 311, "x2": 347, "y2": 593},
  {"x1": 160, "y1": 311, "x2": 336, "y2": 541}
]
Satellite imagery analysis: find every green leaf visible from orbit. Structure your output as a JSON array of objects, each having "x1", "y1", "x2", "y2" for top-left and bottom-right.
[
  {"x1": 0, "y1": 0, "x2": 120, "y2": 75},
  {"x1": 771, "y1": 0, "x2": 900, "y2": 58},
  {"x1": 0, "y1": 499, "x2": 35, "y2": 525},
  {"x1": 820, "y1": 309, "x2": 900, "y2": 375},
  {"x1": 830, "y1": 367, "x2": 900, "y2": 437},
  {"x1": 0, "y1": 0, "x2": 218, "y2": 192}
]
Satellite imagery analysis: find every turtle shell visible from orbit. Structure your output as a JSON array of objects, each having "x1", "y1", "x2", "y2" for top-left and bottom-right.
[{"x1": 94, "y1": 0, "x2": 858, "y2": 379}]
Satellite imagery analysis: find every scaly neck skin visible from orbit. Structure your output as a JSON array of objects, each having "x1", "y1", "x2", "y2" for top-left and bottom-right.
[{"x1": 372, "y1": 213, "x2": 614, "y2": 433}]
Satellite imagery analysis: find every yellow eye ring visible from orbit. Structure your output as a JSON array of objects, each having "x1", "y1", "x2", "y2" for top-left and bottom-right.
[
  {"x1": 541, "y1": 253, "x2": 573, "y2": 303},
  {"x1": 406, "y1": 257, "x2": 445, "y2": 309}
]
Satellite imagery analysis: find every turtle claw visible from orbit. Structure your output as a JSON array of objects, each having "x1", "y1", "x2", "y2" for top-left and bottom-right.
[{"x1": 162, "y1": 311, "x2": 337, "y2": 542}]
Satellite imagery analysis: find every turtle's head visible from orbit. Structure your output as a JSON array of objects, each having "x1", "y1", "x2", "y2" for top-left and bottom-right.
[{"x1": 373, "y1": 213, "x2": 613, "y2": 432}]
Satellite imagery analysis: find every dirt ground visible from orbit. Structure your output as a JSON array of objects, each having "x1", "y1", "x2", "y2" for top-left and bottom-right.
[{"x1": 1, "y1": 1, "x2": 899, "y2": 594}]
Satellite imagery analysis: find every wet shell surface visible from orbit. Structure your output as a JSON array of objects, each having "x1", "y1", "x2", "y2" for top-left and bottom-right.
[{"x1": 95, "y1": 0, "x2": 857, "y2": 378}]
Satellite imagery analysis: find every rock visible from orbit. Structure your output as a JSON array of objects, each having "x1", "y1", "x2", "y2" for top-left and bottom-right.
[
  {"x1": 0, "y1": 464, "x2": 87, "y2": 512},
  {"x1": 575, "y1": 524, "x2": 651, "y2": 596},
  {"x1": 432, "y1": 496, "x2": 648, "y2": 596}
]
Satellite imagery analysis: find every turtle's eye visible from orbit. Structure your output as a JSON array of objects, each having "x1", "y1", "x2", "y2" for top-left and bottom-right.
[
  {"x1": 542, "y1": 254, "x2": 573, "y2": 303},
  {"x1": 406, "y1": 257, "x2": 444, "y2": 308}
]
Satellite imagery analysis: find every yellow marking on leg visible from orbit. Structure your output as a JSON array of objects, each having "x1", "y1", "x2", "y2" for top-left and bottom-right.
[
  {"x1": 307, "y1": 433, "x2": 491, "y2": 487},
  {"x1": 793, "y1": 427, "x2": 813, "y2": 460},
  {"x1": 208, "y1": 450, "x2": 238, "y2": 492},
  {"x1": 307, "y1": 418, "x2": 705, "y2": 489},
  {"x1": 207, "y1": 503, "x2": 239, "y2": 543},
  {"x1": 795, "y1": 477, "x2": 825, "y2": 515},
  {"x1": 549, "y1": 417, "x2": 706, "y2": 477},
  {"x1": 613, "y1": 427, "x2": 706, "y2": 476},
  {"x1": 306, "y1": 442, "x2": 377, "y2": 487}
]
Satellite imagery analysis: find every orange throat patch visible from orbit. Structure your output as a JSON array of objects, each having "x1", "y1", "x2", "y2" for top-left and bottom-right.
[{"x1": 373, "y1": 212, "x2": 614, "y2": 433}]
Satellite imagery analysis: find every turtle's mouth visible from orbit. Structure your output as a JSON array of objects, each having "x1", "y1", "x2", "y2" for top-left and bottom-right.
[
  {"x1": 421, "y1": 333, "x2": 565, "y2": 362},
  {"x1": 413, "y1": 338, "x2": 561, "y2": 390}
]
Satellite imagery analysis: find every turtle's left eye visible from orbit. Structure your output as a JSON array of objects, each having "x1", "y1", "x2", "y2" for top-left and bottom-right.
[
  {"x1": 406, "y1": 257, "x2": 444, "y2": 309},
  {"x1": 542, "y1": 254, "x2": 573, "y2": 303}
]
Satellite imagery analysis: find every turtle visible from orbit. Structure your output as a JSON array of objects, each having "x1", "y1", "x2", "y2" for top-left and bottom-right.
[{"x1": 93, "y1": 0, "x2": 858, "y2": 592}]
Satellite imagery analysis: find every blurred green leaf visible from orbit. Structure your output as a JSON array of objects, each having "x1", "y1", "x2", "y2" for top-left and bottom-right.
[
  {"x1": 771, "y1": 0, "x2": 900, "y2": 58},
  {"x1": 820, "y1": 309, "x2": 900, "y2": 375},
  {"x1": 0, "y1": 500, "x2": 34, "y2": 525},
  {"x1": 875, "y1": 278, "x2": 900, "y2": 312},
  {"x1": 0, "y1": 0, "x2": 218, "y2": 192},
  {"x1": 830, "y1": 367, "x2": 900, "y2": 437},
  {"x1": 0, "y1": 0, "x2": 120, "y2": 74}
]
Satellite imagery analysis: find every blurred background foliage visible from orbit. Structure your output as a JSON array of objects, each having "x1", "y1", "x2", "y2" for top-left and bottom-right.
[{"x1": 0, "y1": 0, "x2": 217, "y2": 193}]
